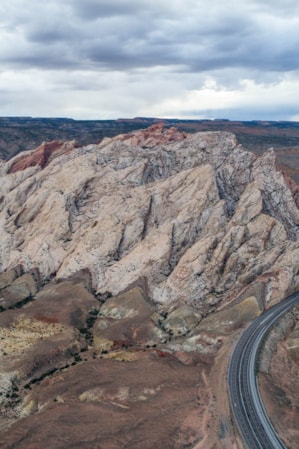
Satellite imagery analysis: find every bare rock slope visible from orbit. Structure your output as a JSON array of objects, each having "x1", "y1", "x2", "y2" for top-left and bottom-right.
[
  {"x1": 1, "y1": 123, "x2": 298, "y2": 310},
  {"x1": 0, "y1": 123, "x2": 299, "y2": 449}
]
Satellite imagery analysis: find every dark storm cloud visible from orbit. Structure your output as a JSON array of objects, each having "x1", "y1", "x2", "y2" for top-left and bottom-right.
[
  {"x1": 70, "y1": 0, "x2": 151, "y2": 19},
  {"x1": 2, "y1": 0, "x2": 299, "y2": 76},
  {"x1": 1, "y1": 0, "x2": 299, "y2": 119}
]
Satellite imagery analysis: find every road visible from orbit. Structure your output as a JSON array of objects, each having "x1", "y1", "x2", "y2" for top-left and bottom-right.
[{"x1": 228, "y1": 291, "x2": 299, "y2": 449}]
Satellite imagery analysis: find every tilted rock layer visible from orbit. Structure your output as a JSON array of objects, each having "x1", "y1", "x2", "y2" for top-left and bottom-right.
[
  {"x1": 0, "y1": 124, "x2": 299, "y2": 449},
  {"x1": 0, "y1": 123, "x2": 299, "y2": 312}
]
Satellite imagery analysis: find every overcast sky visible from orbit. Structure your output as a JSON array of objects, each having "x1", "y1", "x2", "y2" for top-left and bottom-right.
[{"x1": 1, "y1": 0, "x2": 299, "y2": 120}]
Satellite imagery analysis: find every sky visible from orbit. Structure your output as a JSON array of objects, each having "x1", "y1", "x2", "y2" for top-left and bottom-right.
[{"x1": 1, "y1": 0, "x2": 299, "y2": 120}]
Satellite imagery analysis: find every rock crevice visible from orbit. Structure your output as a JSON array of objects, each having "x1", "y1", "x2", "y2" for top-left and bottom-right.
[{"x1": 0, "y1": 126, "x2": 298, "y2": 311}]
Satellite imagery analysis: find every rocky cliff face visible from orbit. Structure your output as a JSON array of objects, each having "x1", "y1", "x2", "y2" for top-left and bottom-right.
[
  {"x1": 0, "y1": 123, "x2": 298, "y2": 448},
  {"x1": 0, "y1": 123, "x2": 298, "y2": 311}
]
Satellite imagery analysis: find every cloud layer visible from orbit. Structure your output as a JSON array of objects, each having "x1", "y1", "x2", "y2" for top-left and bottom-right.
[{"x1": 1, "y1": 0, "x2": 299, "y2": 119}]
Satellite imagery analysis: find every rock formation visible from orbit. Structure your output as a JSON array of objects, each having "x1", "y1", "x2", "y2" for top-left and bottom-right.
[
  {"x1": 0, "y1": 123, "x2": 298, "y2": 448},
  {"x1": 0, "y1": 123, "x2": 298, "y2": 310}
]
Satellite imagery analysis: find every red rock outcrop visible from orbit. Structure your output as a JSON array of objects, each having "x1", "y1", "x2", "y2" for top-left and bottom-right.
[
  {"x1": 112, "y1": 122, "x2": 187, "y2": 147},
  {"x1": 8, "y1": 140, "x2": 77, "y2": 174}
]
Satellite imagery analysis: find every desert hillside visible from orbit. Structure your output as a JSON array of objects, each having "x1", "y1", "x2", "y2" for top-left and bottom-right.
[{"x1": 0, "y1": 124, "x2": 298, "y2": 449}]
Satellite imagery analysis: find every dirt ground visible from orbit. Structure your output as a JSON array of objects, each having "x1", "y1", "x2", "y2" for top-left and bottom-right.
[{"x1": 258, "y1": 340, "x2": 299, "y2": 449}]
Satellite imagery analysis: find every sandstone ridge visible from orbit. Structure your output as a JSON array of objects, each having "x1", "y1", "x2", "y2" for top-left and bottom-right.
[
  {"x1": 0, "y1": 124, "x2": 299, "y2": 449},
  {"x1": 0, "y1": 123, "x2": 298, "y2": 312}
]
